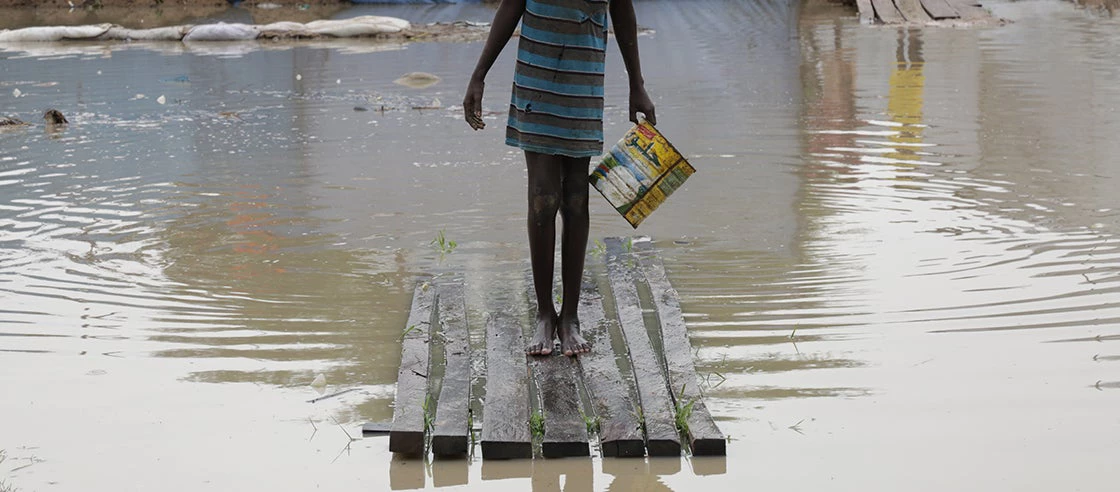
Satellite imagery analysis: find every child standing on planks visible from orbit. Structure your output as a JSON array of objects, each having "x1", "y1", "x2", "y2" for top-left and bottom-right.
[{"x1": 463, "y1": 0, "x2": 656, "y2": 357}]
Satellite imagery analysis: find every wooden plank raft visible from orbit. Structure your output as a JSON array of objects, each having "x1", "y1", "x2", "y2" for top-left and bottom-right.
[
  {"x1": 382, "y1": 237, "x2": 725, "y2": 462},
  {"x1": 856, "y1": 0, "x2": 1002, "y2": 25}
]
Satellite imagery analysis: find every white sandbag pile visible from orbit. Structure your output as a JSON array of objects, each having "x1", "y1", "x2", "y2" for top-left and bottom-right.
[
  {"x1": 101, "y1": 25, "x2": 190, "y2": 41},
  {"x1": 304, "y1": 16, "x2": 411, "y2": 37},
  {"x1": 183, "y1": 23, "x2": 260, "y2": 42},
  {"x1": 0, "y1": 24, "x2": 111, "y2": 42},
  {"x1": 0, "y1": 16, "x2": 411, "y2": 44}
]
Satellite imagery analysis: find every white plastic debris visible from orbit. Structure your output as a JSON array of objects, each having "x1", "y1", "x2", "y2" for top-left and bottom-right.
[
  {"x1": 12, "y1": 88, "x2": 21, "y2": 98},
  {"x1": 157, "y1": 95, "x2": 166, "y2": 105},
  {"x1": 183, "y1": 23, "x2": 259, "y2": 42}
]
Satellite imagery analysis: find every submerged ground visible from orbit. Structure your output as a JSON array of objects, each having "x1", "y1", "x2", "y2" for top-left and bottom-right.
[{"x1": 2, "y1": 0, "x2": 1119, "y2": 490}]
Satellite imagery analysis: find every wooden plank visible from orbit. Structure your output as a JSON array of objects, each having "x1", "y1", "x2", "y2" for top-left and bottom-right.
[
  {"x1": 894, "y1": 0, "x2": 933, "y2": 22},
  {"x1": 856, "y1": 0, "x2": 876, "y2": 24},
  {"x1": 361, "y1": 421, "x2": 391, "y2": 435},
  {"x1": 481, "y1": 311, "x2": 532, "y2": 459},
  {"x1": 389, "y1": 283, "x2": 435, "y2": 455},
  {"x1": 920, "y1": 0, "x2": 960, "y2": 19},
  {"x1": 575, "y1": 277, "x2": 645, "y2": 458},
  {"x1": 431, "y1": 282, "x2": 471, "y2": 457},
  {"x1": 603, "y1": 237, "x2": 681, "y2": 457},
  {"x1": 946, "y1": 0, "x2": 990, "y2": 20},
  {"x1": 633, "y1": 240, "x2": 726, "y2": 456},
  {"x1": 870, "y1": 0, "x2": 906, "y2": 24},
  {"x1": 529, "y1": 352, "x2": 591, "y2": 458}
]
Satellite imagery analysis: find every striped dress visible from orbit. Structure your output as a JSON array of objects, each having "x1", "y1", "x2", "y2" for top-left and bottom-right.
[{"x1": 506, "y1": 0, "x2": 610, "y2": 158}]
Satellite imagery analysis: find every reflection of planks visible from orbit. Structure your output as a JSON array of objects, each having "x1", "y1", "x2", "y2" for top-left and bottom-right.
[
  {"x1": 858, "y1": 0, "x2": 999, "y2": 25},
  {"x1": 383, "y1": 237, "x2": 725, "y2": 461}
]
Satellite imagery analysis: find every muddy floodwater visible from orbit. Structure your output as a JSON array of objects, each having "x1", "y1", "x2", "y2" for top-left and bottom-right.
[{"x1": 3, "y1": 0, "x2": 1120, "y2": 490}]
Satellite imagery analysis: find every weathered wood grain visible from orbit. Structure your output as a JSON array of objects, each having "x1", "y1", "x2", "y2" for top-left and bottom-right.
[
  {"x1": 871, "y1": 0, "x2": 906, "y2": 23},
  {"x1": 432, "y1": 282, "x2": 471, "y2": 457},
  {"x1": 574, "y1": 277, "x2": 645, "y2": 457},
  {"x1": 529, "y1": 351, "x2": 591, "y2": 458},
  {"x1": 389, "y1": 283, "x2": 435, "y2": 455},
  {"x1": 481, "y1": 311, "x2": 532, "y2": 459},
  {"x1": 920, "y1": 0, "x2": 960, "y2": 19},
  {"x1": 603, "y1": 237, "x2": 681, "y2": 457},
  {"x1": 633, "y1": 240, "x2": 726, "y2": 456},
  {"x1": 856, "y1": 0, "x2": 876, "y2": 24},
  {"x1": 894, "y1": 0, "x2": 934, "y2": 22}
]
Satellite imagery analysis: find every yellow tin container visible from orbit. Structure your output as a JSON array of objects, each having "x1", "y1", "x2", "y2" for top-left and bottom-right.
[{"x1": 589, "y1": 121, "x2": 695, "y2": 228}]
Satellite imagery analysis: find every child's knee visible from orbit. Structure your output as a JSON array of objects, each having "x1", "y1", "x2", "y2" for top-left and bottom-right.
[
  {"x1": 529, "y1": 189, "x2": 561, "y2": 220},
  {"x1": 561, "y1": 190, "x2": 588, "y2": 217}
]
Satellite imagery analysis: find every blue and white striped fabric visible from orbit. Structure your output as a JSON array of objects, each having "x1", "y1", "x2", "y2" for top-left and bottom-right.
[{"x1": 506, "y1": 0, "x2": 610, "y2": 158}]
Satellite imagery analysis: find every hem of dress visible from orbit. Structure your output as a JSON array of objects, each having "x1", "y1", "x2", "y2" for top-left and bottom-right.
[{"x1": 505, "y1": 138, "x2": 603, "y2": 158}]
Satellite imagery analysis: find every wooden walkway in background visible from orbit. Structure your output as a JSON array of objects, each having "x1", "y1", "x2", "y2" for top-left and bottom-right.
[
  {"x1": 856, "y1": 0, "x2": 999, "y2": 25},
  {"x1": 378, "y1": 237, "x2": 725, "y2": 460}
]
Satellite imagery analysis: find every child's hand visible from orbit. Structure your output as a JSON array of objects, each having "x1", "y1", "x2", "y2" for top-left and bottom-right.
[
  {"x1": 463, "y1": 78, "x2": 486, "y2": 130},
  {"x1": 629, "y1": 85, "x2": 656, "y2": 126}
]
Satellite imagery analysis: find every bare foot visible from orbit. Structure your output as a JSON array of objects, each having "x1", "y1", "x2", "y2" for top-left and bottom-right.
[
  {"x1": 526, "y1": 312, "x2": 555, "y2": 356},
  {"x1": 557, "y1": 313, "x2": 591, "y2": 357}
]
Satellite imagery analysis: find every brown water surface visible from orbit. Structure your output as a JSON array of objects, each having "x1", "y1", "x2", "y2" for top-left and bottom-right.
[{"x1": 2, "y1": 0, "x2": 1119, "y2": 490}]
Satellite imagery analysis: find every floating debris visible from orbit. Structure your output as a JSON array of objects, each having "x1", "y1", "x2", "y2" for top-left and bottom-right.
[
  {"x1": 157, "y1": 95, "x2": 166, "y2": 105},
  {"x1": 0, "y1": 116, "x2": 28, "y2": 126},
  {"x1": 43, "y1": 109, "x2": 68, "y2": 125},
  {"x1": 12, "y1": 88, "x2": 22, "y2": 98},
  {"x1": 394, "y1": 72, "x2": 442, "y2": 89}
]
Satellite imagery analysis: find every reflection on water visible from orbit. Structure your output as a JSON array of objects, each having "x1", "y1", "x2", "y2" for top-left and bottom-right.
[{"x1": 2, "y1": 0, "x2": 1120, "y2": 490}]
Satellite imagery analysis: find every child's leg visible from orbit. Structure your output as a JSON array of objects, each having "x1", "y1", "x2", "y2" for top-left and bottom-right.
[
  {"x1": 558, "y1": 155, "x2": 592, "y2": 356},
  {"x1": 525, "y1": 151, "x2": 564, "y2": 355}
]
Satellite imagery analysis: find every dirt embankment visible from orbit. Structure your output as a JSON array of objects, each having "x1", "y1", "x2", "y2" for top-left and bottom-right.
[
  {"x1": 0, "y1": 0, "x2": 343, "y2": 6},
  {"x1": 0, "y1": 1, "x2": 351, "y2": 29}
]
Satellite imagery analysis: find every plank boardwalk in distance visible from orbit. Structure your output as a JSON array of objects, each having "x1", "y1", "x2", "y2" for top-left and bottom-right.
[
  {"x1": 633, "y1": 240, "x2": 726, "y2": 456},
  {"x1": 603, "y1": 238, "x2": 681, "y2": 456},
  {"x1": 481, "y1": 311, "x2": 532, "y2": 459},
  {"x1": 855, "y1": 0, "x2": 876, "y2": 24},
  {"x1": 389, "y1": 283, "x2": 435, "y2": 455},
  {"x1": 919, "y1": 0, "x2": 960, "y2": 19},
  {"x1": 946, "y1": 0, "x2": 990, "y2": 20},
  {"x1": 575, "y1": 277, "x2": 645, "y2": 457},
  {"x1": 432, "y1": 282, "x2": 471, "y2": 457},
  {"x1": 870, "y1": 0, "x2": 906, "y2": 23},
  {"x1": 529, "y1": 353, "x2": 591, "y2": 458},
  {"x1": 893, "y1": 0, "x2": 933, "y2": 23}
]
